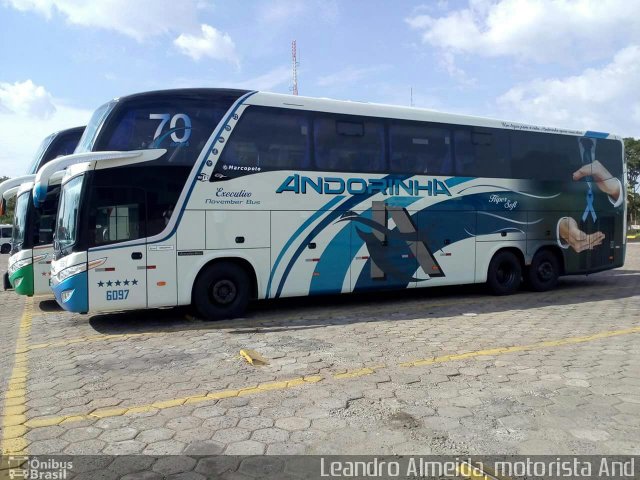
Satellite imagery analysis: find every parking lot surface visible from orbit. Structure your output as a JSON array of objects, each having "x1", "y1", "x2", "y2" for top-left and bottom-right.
[{"x1": 1, "y1": 245, "x2": 640, "y2": 458}]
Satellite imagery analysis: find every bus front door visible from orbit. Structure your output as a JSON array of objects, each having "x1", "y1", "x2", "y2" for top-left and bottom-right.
[{"x1": 88, "y1": 200, "x2": 148, "y2": 311}]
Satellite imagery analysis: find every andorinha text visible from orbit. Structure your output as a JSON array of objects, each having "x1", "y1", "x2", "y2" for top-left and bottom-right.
[{"x1": 276, "y1": 174, "x2": 452, "y2": 197}]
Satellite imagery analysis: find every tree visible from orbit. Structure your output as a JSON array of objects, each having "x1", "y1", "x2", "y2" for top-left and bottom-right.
[
  {"x1": 0, "y1": 175, "x2": 13, "y2": 224},
  {"x1": 624, "y1": 137, "x2": 640, "y2": 227}
]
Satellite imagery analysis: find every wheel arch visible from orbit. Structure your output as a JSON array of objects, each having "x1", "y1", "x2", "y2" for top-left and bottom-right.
[
  {"x1": 191, "y1": 256, "x2": 259, "y2": 302},
  {"x1": 494, "y1": 246, "x2": 526, "y2": 269}
]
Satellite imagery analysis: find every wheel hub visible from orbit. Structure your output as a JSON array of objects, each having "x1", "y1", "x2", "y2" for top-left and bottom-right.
[
  {"x1": 211, "y1": 279, "x2": 237, "y2": 305},
  {"x1": 537, "y1": 261, "x2": 554, "y2": 281}
]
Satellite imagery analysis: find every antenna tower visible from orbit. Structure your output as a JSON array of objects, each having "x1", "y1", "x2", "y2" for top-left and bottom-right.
[{"x1": 291, "y1": 40, "x2": 299, "y2": 96}]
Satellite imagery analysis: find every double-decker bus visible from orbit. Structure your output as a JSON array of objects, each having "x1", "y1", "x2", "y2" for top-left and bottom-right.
[
  {"x1": 0, "y1": 127, "x2": 84, "y2": 295},
  {"x1": 42, "y1": 89, "x2": 625, "y2": 319}
]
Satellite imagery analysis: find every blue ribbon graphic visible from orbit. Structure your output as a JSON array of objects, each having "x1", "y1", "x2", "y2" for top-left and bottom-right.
[{"x1": 582, "y1": 186, "x2": 596, "y2": 222}]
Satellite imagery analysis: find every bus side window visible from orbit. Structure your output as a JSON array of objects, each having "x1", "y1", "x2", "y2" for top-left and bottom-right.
[
  {"x1": 314, "y1": 116, "x2": 385, "y2": 173},
  {"x1": 389, "y1": 122, "x2": 452, "y2": 175},
  {"x1": 88, "y1": 186, "x2": 146, "y2": 247},
  {"x1": 510, "y1": 131, "x2": 583, "y2": 181},
  {"x1": 215, "y1": 107, "x2": 311, "y2": 177},
  {"x1": 454, "y1": 130, "x2": 475, "y2": 175},
  {"x1": 454, "y1": 128, "x2": 510, "y2": 178}
]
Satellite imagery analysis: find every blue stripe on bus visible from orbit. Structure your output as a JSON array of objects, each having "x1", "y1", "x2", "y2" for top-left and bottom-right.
[
  {"x1": 444, "y1": 177, "x2": 475, "y2": 188},
  {"x1": 584, "y1": 131, "x2": 609, "y2": 139},
  {"x1": 274, "y1": 174, "x2": 412, "y2": 298},
  {"x1": 265, "y1": 195, "x2": 344, "y2": 299}
]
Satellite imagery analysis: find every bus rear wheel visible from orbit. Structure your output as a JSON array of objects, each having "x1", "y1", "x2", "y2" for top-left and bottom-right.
[
  {"x1": 193, "y1": 262, "x2": 250, "y2": 321},
  {"x1": 487, "y1": 250, "x2": 522, "y2": 295},
  {"x1": 527, "y1": 249, "x2": 560, "y2": 292}
]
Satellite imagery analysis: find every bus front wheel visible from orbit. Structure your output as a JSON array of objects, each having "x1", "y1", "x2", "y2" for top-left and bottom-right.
[
  {"x1": 193, "y1": 262, "x2": 250, "y2": 321},
  {"x1": 487, "y1": 250, "x2": 522, "y2": 295},
  {"x1": 527, "y1": 249, "x2": 560, "y2": 292}
]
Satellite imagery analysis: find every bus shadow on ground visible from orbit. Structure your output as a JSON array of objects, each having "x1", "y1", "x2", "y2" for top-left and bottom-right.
[
  {"x1": 38, "y1": 299, "x2": 63, "y2": 312},
  {"x1": 87, "y1": 270, "x2": 639, "y2": 336}
]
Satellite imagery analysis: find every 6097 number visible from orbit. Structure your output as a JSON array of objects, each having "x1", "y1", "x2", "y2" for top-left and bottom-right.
[{"x1": 106, "y1": 289, "x2": 129, "y2": 301}]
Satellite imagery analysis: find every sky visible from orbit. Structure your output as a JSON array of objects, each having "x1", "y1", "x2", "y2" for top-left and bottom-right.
[{"x1": 1, "y1": 0, "x2": 639, "y2": 177}]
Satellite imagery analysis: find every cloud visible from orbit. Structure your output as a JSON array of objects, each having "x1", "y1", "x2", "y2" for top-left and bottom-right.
[
  {"x1": 317, "y1": 65, "x2": 390, "y2": 88},
  {"x1": 496, "y1": 45, "x2": 640, "y2": 137},
  {"x1": 173, "y1": 24, "x2": 239, "y2": 65},
  {"x1": 0, "y1": 80, "x2": 91, "y2": 177},
  {"x1": 437, "y1": 51, "x2": 476, "y2": 87},
  {"x1": 406, "y1": 0, "x2": 640, "y2": 63},
  {"x1": 0, "y1": 80, "x2": 56, "y2": 119},
  {"x1": 4, "y1": 0, "x2": 200, "y2": 41}
]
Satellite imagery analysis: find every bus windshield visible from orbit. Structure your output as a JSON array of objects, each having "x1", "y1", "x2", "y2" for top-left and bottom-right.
[
  {"x1": 55, "y1": 175, "x2": 84, "y2": 254},
  {"x1": 26, "y1": 134, "x2": 56, "y2": 175},
  {"x1": 75, "y1": 101, "x2": 117, "y2": 154},
  {"x1": 12, "y1": 191, "x2": 30, "y2": 252},
  {"x1": 26, "y1": 128, "x2": 85, "y2": 174}
]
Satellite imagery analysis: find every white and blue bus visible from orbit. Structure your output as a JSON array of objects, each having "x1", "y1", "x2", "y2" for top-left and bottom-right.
[
  {"x1": 1, "y1": 126, "x2": 84, "y2": 294},
  {"x1": 40, "y1": 89, "x2": 625, "y2": 319}
]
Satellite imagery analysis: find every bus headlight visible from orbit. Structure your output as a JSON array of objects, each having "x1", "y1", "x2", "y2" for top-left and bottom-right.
[
  {"x1": 61, "y1": 289, "x2": 75, "y2": 303},
  {"x1": 53, "y1": 258, "x2": 106, "y2": 285},
  {"x1": 57, "y1": 263, "x2": 87, "y2": 283},
  {"x1": 13, "y1": 276, "x2": 23, "y2": 288},
  {"x1": 9, "y1": 257, "x2": 33, "y2": 275}
]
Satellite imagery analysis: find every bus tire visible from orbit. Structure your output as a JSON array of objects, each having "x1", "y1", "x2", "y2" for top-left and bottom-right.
[
  {"x1": 527, "y1": 249, "x2": 559, "y2": 292},
  {"x1": 193, "y1": 262, "x2": 250, "y2": 321},
  {"x1": 0, "y1": 243, "x2": 9, "y2": 254},
  {"x1": 487, "y1": 250, "x2": 522, "y2": 295}
]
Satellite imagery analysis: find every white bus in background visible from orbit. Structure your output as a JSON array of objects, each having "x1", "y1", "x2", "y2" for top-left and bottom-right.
[
  {"x1": 0, "y1": 224, "x2": 11, "y2": 254},
  {"x1": 41, "y1": 89, "x2": 625, "y2": 319},
  {"x1": 0, "y1": 127, "x2": 85, "y2": 294}
]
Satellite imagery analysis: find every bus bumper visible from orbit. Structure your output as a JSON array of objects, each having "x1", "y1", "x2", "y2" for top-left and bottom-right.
[
  {"x1": 52, "y1": 271, "x2": 89, "y2": 313},
  {"x1": 9, "y1": 264, "x2": 34, "y2": 296}
]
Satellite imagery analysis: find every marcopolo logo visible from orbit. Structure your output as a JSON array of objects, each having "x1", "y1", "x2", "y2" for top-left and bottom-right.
[{"x1": 276, "y1": 174, "x2": 451, "y2": 197}]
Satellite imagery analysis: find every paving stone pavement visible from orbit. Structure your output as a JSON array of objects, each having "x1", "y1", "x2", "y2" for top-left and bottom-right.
[{"x1": 1, "y1": 246, "x2": 640, "y2": 458}]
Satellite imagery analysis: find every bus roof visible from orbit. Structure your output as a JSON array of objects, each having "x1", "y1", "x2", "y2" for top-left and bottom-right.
[{"x1": 249, "y1": 91, "x2": 621, "y2": 141}]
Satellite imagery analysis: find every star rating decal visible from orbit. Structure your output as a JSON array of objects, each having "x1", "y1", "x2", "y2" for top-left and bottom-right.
[{"x1": 97, "y1": 279, "x2": 139, "y2": 287}]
